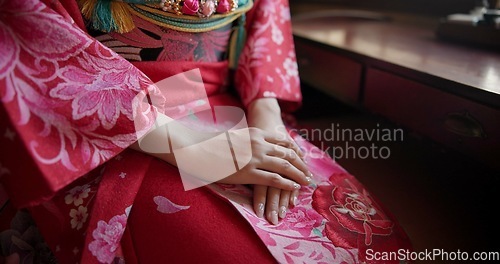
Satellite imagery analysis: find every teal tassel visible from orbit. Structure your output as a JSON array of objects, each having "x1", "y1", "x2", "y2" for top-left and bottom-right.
[
  {"x1": 79, "y1": 0, "x2": 139, "y2": 33},
  {"x1": 93, "y1": 0, "x2": 118, "y2": 32},
  {"x1": 229, "y1": 14, "x2": 246, "y2": 69}
]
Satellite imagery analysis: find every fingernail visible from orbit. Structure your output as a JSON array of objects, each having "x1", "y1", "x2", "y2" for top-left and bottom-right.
[
  {"x1": 307, "y1": 173, "x2": 316, "y2": 186},
  {"x1": 279, "y1": 206, "x2": 287, "y2": 218},
  {"x1": 308, "y1": 172, "x2": 314, "y2": 178},
  {"x1": 293, "y1": 183, "x2": 301, "y2": 190},
  {"x1": 270, "y1": 211, "x2": 279, "y2": 225},
  {"x1": 257, "y1": 203, "x2": 264, "y2": 218},
  {"x1": 293, "y1": 196, "x2": 298, "y2": 206}
]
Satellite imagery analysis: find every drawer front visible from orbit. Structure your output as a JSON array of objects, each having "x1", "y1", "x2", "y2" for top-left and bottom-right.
[
  {"x1": 295, "y1": 38, "x2": 362, "y2": 104},
  {"x1": 364, "y1": 68, "x2": 500, "y2": 169}
]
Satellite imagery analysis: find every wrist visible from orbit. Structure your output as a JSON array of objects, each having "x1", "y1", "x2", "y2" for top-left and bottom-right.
[
  {"x1": 247, "y1": 98, "x2": 286, "y2": 134},
  {"x1": 248, "y1": 98, "x2": 281, "y2": 116},
  {"x1": 247, "y1": 98, "x2": 283, "y2": 125}
]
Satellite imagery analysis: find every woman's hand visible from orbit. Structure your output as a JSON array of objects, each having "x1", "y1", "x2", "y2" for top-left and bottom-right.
[
  {"x1": 217, "y1": 127, "x2": 311, "y2": 190},
  {"x1": 253, "y1": 185, "x2": 299, "y2": 224},
  {"x1": 131, "y1": 97, "x2": 310, "y2": 225},
  {"x1": 246, "y1": 98, "x2": 311, "y2": 225},
  {"x1": 131, "y1": 102, "x2": 311, "y2": 191}
]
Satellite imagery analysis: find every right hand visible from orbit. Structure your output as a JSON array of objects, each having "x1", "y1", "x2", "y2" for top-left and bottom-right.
[
  {"x1": 132, "y1": 115, "x2": 310, "y2": 189},
  {"x1": 218, "y1": 127, "x2": 312, "y2": 191}
]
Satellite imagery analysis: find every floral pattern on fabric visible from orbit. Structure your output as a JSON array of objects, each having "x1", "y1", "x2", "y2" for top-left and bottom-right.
[
  {"x1": 235, "y1": 0, "x2": 301, "y2": 109},
  {"x1": 208, "y1": 136, "x2": 360, "y2": 263},
  {"x1": 88, "y1": 213, "x2": 127, "y2": 264},
  {"x1": 0, "y1": 0, "x2": 155, "y2": 204},
  {"x1": 69, "y1": 206, "x2": 89, "y2": 230},
  {"x1": 313, "y1": 175, "x2": 394, "y2": 248},
  {"x1": 0, "y1": 0, "x2": 412, "y2": 263},
  {"x1": 31, "y1": 171, "x2": 102, "y2": 264},
  {"x1": 311, "y1": 172, "x2": 409, "y2": 263},
  {"x1": 210, "y1": 187, "x2": 359, "y2": 263},
  {"x1": 64, "y1": 184, "x2": 91, "y2": 206},
  {"x1": 210, "y1": 131, "x2": 411, "y2": 263},
  {"x1": 50, "y1": 50, "x2": 145, "y2": 130}
]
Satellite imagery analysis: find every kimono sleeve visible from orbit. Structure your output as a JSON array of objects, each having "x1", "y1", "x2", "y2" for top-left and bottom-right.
[
  {"x1": 0, "y1": 0, "x2": 155, "y2": 207},
  {"x1": 234, "y1": 0, "x2": 302, "y2": 112}
]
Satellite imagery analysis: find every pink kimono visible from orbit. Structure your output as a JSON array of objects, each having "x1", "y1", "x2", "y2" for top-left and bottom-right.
[{"x1": 0, "y1": 0, "x2": 411, "y2": 263}]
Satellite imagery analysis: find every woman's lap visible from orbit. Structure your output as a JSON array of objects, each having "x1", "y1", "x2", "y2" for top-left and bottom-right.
[
  {"x1": 12, "y1": 92, "x2": 410, "y2": 263},
  {"x1": 126, "y1": 158, "x2": 276, "y2": 263}
]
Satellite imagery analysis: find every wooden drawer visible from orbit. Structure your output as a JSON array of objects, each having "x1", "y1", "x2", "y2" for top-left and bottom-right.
[
  {"x1": 364, "y1": 68, "x2": 500, "y2": 170},
  {"x1": 295, "y1": 38, "x2": 362, "y2": 104}
]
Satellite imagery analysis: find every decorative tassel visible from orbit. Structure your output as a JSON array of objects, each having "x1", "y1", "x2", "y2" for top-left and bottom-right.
[
  {"x1": 110, "y1": 1, "x2": 136, "y2": 33},
  {"x1": 78, "y1": 0, "x2": 136, "y2": 33},
  {"x1": 79, "y1": 0, "x2": 97, "y2": 20},
  {"x1": 228, "y1": 14, "x2": 246, "y2": 70}
]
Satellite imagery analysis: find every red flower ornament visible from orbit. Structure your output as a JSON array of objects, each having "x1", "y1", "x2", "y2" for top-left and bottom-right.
[
  {"x1": 312, "y1": 174, "x2": 394, "y2": 249},
  {"x1": 182, "y1": 0, "x2": 199, "y2": 15},
  {"x1": 216, "y1": 0, "x2": 231, "y2": 13}
]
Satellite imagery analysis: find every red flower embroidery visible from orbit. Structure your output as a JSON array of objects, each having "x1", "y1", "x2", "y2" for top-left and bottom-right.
[{"x1": 312, "y1": 173, "x2": 393, "y2": 249}]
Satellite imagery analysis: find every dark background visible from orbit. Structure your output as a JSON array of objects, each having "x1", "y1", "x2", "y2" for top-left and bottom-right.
[{"x1": 290, "y1": 0, "x2": 498, "y2": 16}]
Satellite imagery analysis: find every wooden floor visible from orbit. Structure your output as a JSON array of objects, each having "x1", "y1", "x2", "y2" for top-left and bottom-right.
[{"x1": 294, "y1": 86, "x2": 500, "y2": 262}]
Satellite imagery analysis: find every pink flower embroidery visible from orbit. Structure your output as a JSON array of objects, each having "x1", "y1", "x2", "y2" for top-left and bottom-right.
[
  {"x1": 69, "y1": 206, "x2": 88, "y2": 230},
  {"x1": 0, "y1": 0, "x2": 91, "y2": 122},
  {"x1": 0, "y1": 0, "x2": 91, "y2": 67},
  {"x1": 0, "y1": 0, "x2": 155, "y2": 175},
  {"x1": 51, "y1": 46, "x2": 144, "y2": 130},
  {"x1": 234, "y1": 0, "x2": 302, "y2": 107},
  {"x1": 88, "y1": 214, "x2": 127, "y2": 264},
  {"x1": 295, "y1": 185, "x2": 316, "y2": 210},
  {"x1": 64, "y1": 184, "x2": 91, "y2": 206},
  {"x1": 269, "y1": 207, "x2": 323, "y2": 237}
]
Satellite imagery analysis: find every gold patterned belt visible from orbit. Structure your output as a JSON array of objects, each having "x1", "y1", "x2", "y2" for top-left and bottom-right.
[
  {"x1": 79, "y1": 0, "x2": 252, "y2": 33},
  {"x1": 79, "y1": 0, "x2": 252, "y2": 69},
  {"x1": 160, "y1": 0, "x2": 239, "y2": 18}
]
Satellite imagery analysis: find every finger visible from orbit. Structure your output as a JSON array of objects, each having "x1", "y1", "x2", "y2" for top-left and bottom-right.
[
  {"x1": 260, "y1": 156, "x2": 310, "y2": 186},
  {"x1": 251, "y1": 170, "x2": 301, "y2": 191},
  {"x1": 268, "y1": 145, "x2": 312, "y2": 182},
  {"x1": 264, "y1": 133, "x2": 304, "y2": 159},
  {"x1": 290, "y1": 189, "x2": 299, "y2": 207},
  {"x1": 253, "y1": 185, "x2": 267, "y2": 218},
  {"x1": 279, "y1": 190, "x2": 290, "y2": 219},
  {"x1": 266, "y1": 187, "x2": 280, "y2": 225}
]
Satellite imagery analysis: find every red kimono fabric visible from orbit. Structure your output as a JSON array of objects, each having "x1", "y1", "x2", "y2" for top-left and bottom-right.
[{"x1": 0, "y1": 0, "x2": 411, "y2": 263}]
